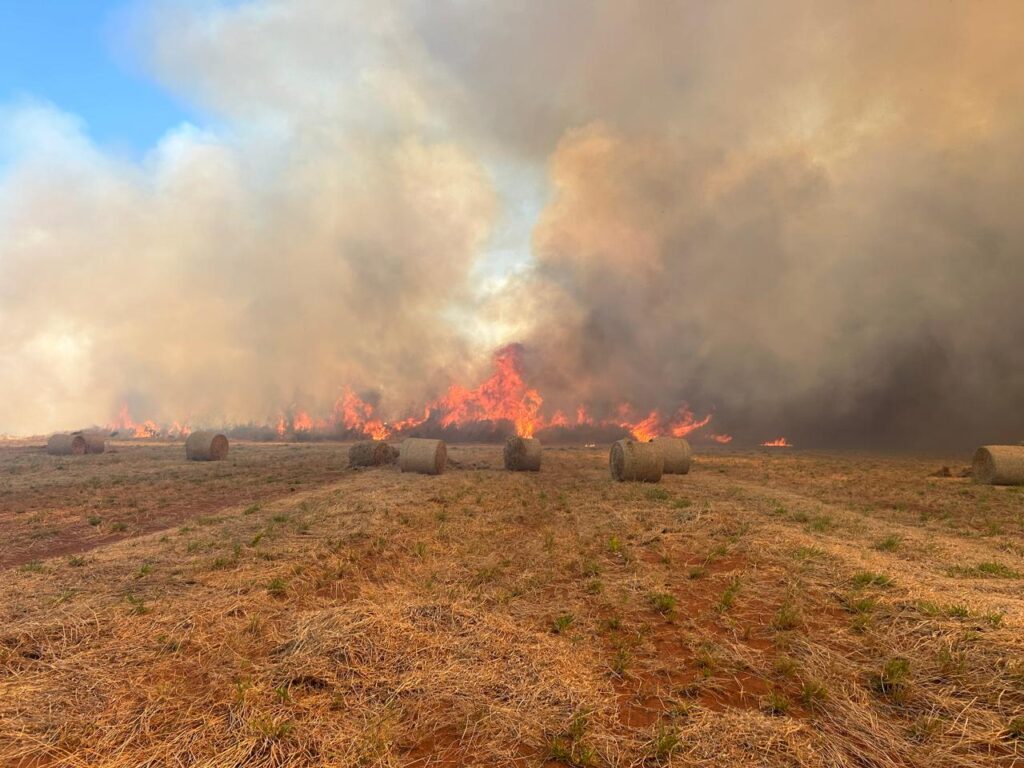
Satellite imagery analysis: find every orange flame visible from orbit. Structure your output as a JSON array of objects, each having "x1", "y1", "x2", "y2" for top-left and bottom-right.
[
  {"x1": 332, "y1": 388, "x2": 390, "y2": 440},
  {"x1": 609, "y1": 404, "x2": 713, "y2": 442},
  {"x1": 389, "y1": 408, "x2": 430, "y2": 435},
  {"x1": 622, "y1": 409, "x2": 661, "y2": 442},
  {"x1": 668, "y1": 407, "x2": 713, "y2": 437},
  {"x1": 761, "y1": 437, "x2": 792, "y2": 447},
  {"x1": 549, "y1": 410, "x2": 569, "y2": 428},
  {"x1": 107, "y1": 345, "x2": 721, "y2": 443},
  {"x1": 709, "y1": 433, "x2": 733, "y2": 444},
  {"x1": 109, "y1": 404, "x2": 189, "y2": 438},
  {"x1": 292, "y1": 410, "x2": 314, "y2": 432},
  {"x1": 433, "y1": 344, "x2": 543, "y2": 437}
]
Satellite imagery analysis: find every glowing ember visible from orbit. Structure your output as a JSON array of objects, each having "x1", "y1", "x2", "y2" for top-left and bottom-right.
[
  {"x1": 761, "y1": 437, "x2": 792, "y2": 447},
  {"x1": 709, "y1": 433, "x2": 734, "y2": 444}
]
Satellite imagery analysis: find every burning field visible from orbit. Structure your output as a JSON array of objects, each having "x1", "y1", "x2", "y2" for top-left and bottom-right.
[
  {"x1": 2, "y1": 1, "x2": 1024, "y2": 766},
  {"x1": 103, "y1": 344, "x2": 722, "y2": 448},
  {"x1": 2, "y1": 441, "x2": 1024, "y2": 767},
  {"x1": 4, "y1": 4, "x2": 1024, "y2": 453}
]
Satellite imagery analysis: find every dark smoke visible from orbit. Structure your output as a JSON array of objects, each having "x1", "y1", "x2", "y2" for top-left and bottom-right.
[
  {"x1": 464, "y1": 2, "x2": 1024, "y2": 451},
  {"x1": 521, "y1": 123, "x2": 1024, "y2": 450}
]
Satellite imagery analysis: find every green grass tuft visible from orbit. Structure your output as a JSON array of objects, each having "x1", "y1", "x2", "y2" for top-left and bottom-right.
[
  {"x1": 718, "y1": 576, "x2": 741, "y2": 612},
  {"x1": 873, "y1": 535, "x2": 902, "y2": 552},
  {"x1": 872, "y1": 657, "x2": 911, "y2": 703},
  {"x1": 551, "y1": 613, "x2": 575, "y2": 634},
  {"x1": 947, "y1": 561, "x2": 1021, "y2": 579},
  {"x1": 648, "y1": 592, "x2": 677, "y2": 616},
  {"x1": 851, "y1": 571, "x2": 893, "y2": 589},
  {"x1": 772, "y1": 601, "x2": 803, "y2": 631}
]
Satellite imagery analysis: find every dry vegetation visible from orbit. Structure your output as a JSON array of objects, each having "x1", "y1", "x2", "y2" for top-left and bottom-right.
[
  {"x1": 0, "y1": 441, "x2": 347, "y2": 568},
  {"x1": 2, "y1": 444, "x2": 1024, "y2": 767}
]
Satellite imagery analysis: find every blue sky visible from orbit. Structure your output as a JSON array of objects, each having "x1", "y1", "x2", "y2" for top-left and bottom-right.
[{"x1": 0, "y1": 0, "x2": 191, "y2": 154}]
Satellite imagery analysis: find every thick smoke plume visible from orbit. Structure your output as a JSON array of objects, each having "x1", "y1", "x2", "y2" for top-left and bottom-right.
[
  {"x1": 2, "y1": 1, "x2": 1023, "y2": 449},
  {"x1": 430, "y1": 0, "x2": 1024, "y2": 449},
  {"x1": 0, "y1": 1, "x2": 498, "y2": 435}
]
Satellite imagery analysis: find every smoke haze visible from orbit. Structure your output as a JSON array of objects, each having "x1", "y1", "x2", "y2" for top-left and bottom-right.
[{"x1": 1, "y1": 1, "x2": 1023, "y2": 449}]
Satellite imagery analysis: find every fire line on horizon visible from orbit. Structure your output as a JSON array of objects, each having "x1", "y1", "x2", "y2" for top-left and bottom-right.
[{"x1": 109, "y1": 345, "x2": 729, "y2": 444}]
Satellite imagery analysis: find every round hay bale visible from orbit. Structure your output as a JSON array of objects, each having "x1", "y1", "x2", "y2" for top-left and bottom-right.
[
  {"x1": 609, "y1": 439, "x2": 663, "y2": 482},
  {"x1": 348, "y1": 440, "x2": 398, "y2": 467},
  {"x1": 972, "y1": 445, "x2": 1024, "y2": 485},
  {"x1": 47, "y1": 433, "x2": 86, "y2": 456},
  {"x1": 185, "y1": 431, "x2": 229, "y2": 461},
  {"x1": 649, "y1": 436, "x2": 691, "y2": 474},
  {"x1": 75, "y1": 431, "x2": 107, "y2": 455},
  {"x1": 504, "y1": 436, "x2": 542, "y2": 471},
  {"x1": 399, "y1": 438, "x2": 446, "y2": 475}
]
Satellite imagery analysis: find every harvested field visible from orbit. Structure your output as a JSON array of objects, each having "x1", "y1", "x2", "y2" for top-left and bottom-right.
[
  {"x1": 0, "y1": 441, "x2": 349, "y2": 569},
  {"x1": 2, "y1": 444, "x2": 1024, "y2": 767}
]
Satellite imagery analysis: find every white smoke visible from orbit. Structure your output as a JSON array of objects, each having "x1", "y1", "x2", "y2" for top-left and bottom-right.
[{"x1": 0, "y1": 1, "x2": 498, "y2": 434}]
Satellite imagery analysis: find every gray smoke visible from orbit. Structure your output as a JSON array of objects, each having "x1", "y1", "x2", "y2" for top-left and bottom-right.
[
  {"x1": 430, "y1": 1, "x2": 1024, "y2": 450},
  {"x1": 1, "y1": 1, "x2": 1022, "y2": 449}
]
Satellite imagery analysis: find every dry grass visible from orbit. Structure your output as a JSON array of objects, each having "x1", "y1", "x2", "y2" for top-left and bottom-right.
[
  {"x1": 1, "y1": 444, "x2": 1023, "y2": 766},
  {"x1": 0, "y1": 441, "x2": 347, "y2": 568}
]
